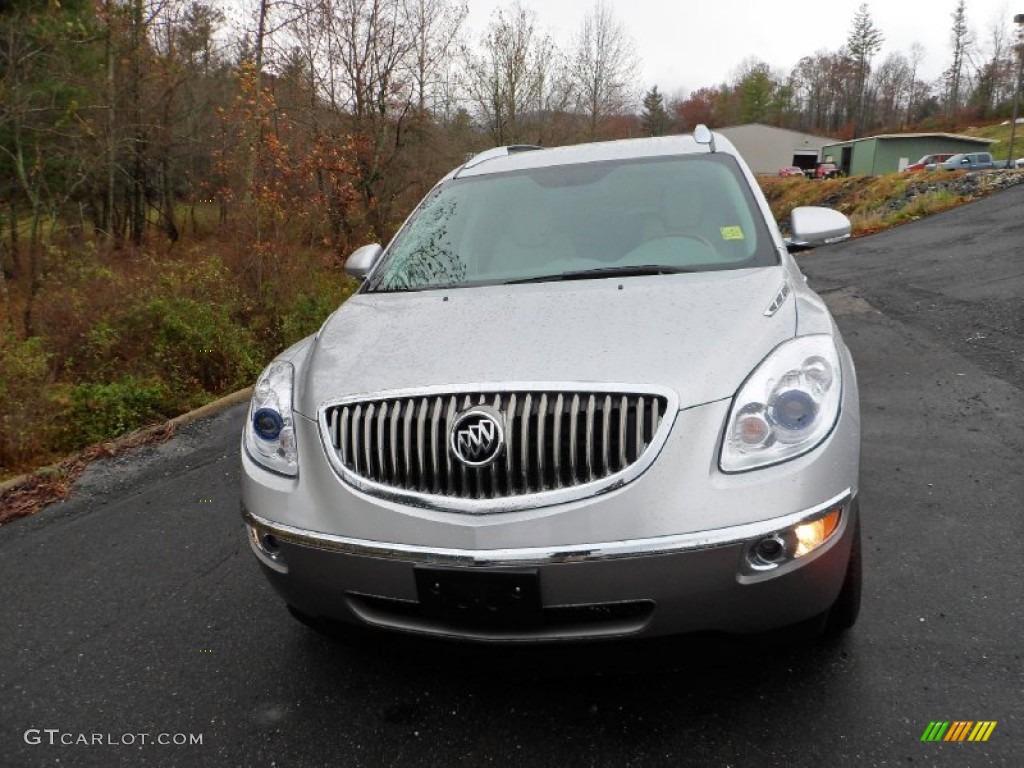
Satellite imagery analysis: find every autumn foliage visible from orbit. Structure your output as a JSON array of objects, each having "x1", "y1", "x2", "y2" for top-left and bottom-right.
[{"x1": 0, "y1": 10, "x2": 366, "y2": 475}]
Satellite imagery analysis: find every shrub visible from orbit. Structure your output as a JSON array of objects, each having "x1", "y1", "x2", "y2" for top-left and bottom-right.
[
  {"x1": 114, "y1": 294, "x2": 261, "y2": 400},
  {"x1": 54, "y1": 376, "x2": 169, "y2": 451},
  {"x1": 5, "y1": 238, "x2": 358, "y2": 473},
  {"x1": 281, "y1": 272, "x2": 356, "y2": 342},
  {"x1": 36, "y1": 252, "x2": 265, "y2": 405},
  {"x1": 0, "y1": 333, "x2": 54, "y2": 471}
]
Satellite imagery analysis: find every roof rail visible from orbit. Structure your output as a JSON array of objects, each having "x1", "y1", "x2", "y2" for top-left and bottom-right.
[{"x1": 462, "y1": 144, "x2": 543, "y2": 170}]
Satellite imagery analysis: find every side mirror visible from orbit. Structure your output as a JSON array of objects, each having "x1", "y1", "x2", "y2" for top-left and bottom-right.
[
  {"x1": 961, "y1": 158, "x2": 970, "y2": 165},
  {"x1": 787, "y1": 206, "x2": 851, "y2": 250},
  {"x1": 345, "y1": 243, "x2": 383, "y2": 280}
]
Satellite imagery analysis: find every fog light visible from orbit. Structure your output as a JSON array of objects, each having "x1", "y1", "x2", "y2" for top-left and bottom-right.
[
  {"x1": 748, "y1": 534, "x2": 790, "y2": 570},
  {"x1": 757, "y1": 536, "x2": 786, "y2": 561},
  {"x1": 246, "y1": 524, "x2": 287, "y2": 573},
  {"x1": 793, "y1": 508, "x2": 842, "y2": 557},
  {"x1": 744, "y1": 508, "x2": 843, "y2": 574}
]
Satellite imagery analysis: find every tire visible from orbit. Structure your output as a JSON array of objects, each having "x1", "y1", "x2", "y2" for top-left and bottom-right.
[{"x1": 825, "y1": 513, "x2": 862, "y2": 635}]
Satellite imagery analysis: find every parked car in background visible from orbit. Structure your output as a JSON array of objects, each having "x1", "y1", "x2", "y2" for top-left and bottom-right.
[
  {"x1": 241, "y1": 127, "x2": 863, "y2": 644},
  {"x1": 928, "y1": 152, "x2": 997, "y2": 171},
  {"x1": 810, "y1": 162, "x2": 842, "y2": 179},
  {"x1": 778, "y1": 166, "x2": 806, "y2": 177},
  {"x1": 904, "y1": 153, "x2": 954, "y2": 172}
]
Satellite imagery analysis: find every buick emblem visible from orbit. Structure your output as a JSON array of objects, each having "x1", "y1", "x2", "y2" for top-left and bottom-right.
[{"x1": 450, "y1": 409, "x2": 504, "y2": 467}]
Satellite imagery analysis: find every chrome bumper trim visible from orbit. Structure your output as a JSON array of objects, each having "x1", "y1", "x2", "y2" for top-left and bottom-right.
[{"x1": 242, "y1": 489, "x2": 852, "y2": 567}]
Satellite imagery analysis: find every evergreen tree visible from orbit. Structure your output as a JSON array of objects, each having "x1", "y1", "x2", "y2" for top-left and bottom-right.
[
  {"x1": 945, "y1": 0, "x2": 971, "y2": 120},
  {"x1": 640, "y1": 85, "x2": 671, "y2": 136},
  {"x1": 846, "y1": 3, "x2": 884, "y2": 135},
  {"x1": 735, "y1": 62, "x2": 777, "y2": 124}
]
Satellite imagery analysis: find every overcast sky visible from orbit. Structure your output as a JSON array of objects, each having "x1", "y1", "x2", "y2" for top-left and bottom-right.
[{"x1": 464, "y1": 0, "x2": 1021, "y2": 98}]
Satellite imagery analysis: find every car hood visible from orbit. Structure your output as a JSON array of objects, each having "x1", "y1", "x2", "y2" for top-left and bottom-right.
[{"x1": 296, "y1": 267, "x2": 796, "y2": 415}]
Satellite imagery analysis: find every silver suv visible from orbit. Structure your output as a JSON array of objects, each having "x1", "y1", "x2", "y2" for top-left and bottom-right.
[
  {"x1": 933, "y1": 152, "x2": 997, "y2": 171},
  {"x1": 241, "y1": 128, "x2": 862, "y2": 642}
]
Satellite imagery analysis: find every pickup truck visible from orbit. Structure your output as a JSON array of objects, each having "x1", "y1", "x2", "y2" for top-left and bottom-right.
[
  {"x1": 904, "y1": 153, "x2": 954, "y2": 172},
  {"x1": 805, "y1": 162, "x2": 842, "y2": 179},
  {"x1": 926, "y1": 152, "x2": 998, "y2": 171}
]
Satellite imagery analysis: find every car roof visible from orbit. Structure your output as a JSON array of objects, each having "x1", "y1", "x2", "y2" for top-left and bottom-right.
[{"x1": 452, "y1": 133, "x2": 740, "y2": 179}]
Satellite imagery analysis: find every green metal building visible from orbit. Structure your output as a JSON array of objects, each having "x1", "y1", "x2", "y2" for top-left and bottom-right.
[{"x1": 820, "y1": 133, "x2": 997, "y2": 175}]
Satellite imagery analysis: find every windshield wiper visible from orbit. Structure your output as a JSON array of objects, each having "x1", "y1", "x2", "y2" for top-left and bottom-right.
[
  {"x1": 366, "y1": 281, "x2": 469, "y2": 294},
  {"x1": 505, "y1": 265, "x2": 697, "y2": 284}
]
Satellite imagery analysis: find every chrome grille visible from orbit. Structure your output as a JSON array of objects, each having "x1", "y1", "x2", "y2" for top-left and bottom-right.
[{"x1": 322, "y1": 389, "x2": 670, "y2": 502}]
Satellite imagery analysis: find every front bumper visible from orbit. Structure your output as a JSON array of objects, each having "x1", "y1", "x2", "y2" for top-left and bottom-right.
[
  {"x1": 243, "y1": 491, "x2": 857, "y2": 641},
  {"x1": 242, "y1": 358, "x2": 860, "y2": 641}
]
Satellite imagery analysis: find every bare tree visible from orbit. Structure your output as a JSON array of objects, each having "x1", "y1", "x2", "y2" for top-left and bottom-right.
[
  {"x1": 145, "y1": 0, "x2": 232, "y2": 240},
  {"x1": 970, "y1": 12, "x2": 1017, "y2": 115},
  {"x1": 463, "y1": 3, "x2": 552, "y2": 145},
  {"x1": 905, "y1": 41, "x2": 927, "y2": 125},
  {"x1": 872, "y1": 52, "x2": 913, "y2": 129},
  {"x1": 791, "y1": 50, "x2": 853, "y2": 134},
  {"x1": 236, "y1": 0, "x2": 309, "y2": 85},
  {"x1": 403, "y1": 0, "x2": 468, "y2": 116},
  {"x1": 331, "y1": 0, "x2": 414, "y2": 121},
  {"x1": 309, "y1": 0, "x2": 419, "y2": 238},
  {"x1": 568, "y1": 0, "x2": 639, "y2": 138}
]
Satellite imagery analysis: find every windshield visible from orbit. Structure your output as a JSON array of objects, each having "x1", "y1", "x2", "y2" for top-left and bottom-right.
[{"x1": 365, "y1": 153, "x2": 778, "y2": 292}]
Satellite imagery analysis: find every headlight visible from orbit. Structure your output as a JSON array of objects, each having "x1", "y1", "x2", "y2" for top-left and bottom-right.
[
  {"x1": 244, "y1": 360, "x2": 298, "y2": 476},
  {"x1": 720, "y1": 335, "x2": 841, "y2": 472}
]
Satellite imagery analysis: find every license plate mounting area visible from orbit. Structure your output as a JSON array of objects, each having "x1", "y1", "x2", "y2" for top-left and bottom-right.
[{"x1": 413, "y1": 566, "x2": 542, "y2": 627}]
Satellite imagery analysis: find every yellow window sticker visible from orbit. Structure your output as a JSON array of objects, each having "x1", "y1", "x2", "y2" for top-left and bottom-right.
[{"x1": 720, "y1": 226, "x2": 745, "y2": 241}]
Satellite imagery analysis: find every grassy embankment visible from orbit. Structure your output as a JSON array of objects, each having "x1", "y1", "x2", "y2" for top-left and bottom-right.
[
  {"x1": 760, "y1": 166, "x2": 1022, "y2": 235},
  {"x1": 0, "y1": 201, "x2": 355, "y2": 492}
]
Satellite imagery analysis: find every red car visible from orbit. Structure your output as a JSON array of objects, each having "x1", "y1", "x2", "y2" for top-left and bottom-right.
[
  {"x1": 813, "y1": 162, "x2": 841, "y2": 179},
  {"x1": 904, "y1": 153, "x2": 954, "y2": 172},
  {"x1": 778, "y1": 166, "x2": 805, "y2": 177}
]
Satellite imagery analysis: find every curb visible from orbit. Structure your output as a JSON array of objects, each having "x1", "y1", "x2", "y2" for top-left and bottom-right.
[
  {"x1": 0, "y1": 386, "x2": 253, "y2": 495},
  {"x1": 164, "y1": 386, "x2": 253, "y2": 431}
]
